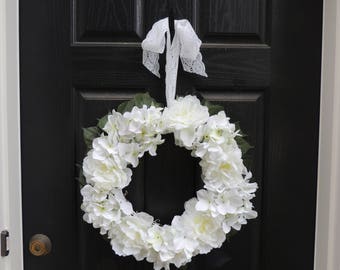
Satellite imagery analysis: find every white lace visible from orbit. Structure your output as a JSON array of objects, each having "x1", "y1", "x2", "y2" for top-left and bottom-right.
[
  {"x1": 143, "y1": 50, "x2": 160, "y2": 78},
  {"x1": 142, "y1": 18, "x2": 207, "y2": 106}
]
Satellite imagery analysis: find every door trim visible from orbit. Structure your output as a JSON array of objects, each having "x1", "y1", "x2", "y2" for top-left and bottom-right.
[
  {"x1": 0, "y1": 0, "x2": 23, "y2": 269},
  {"x1": 314, "y1": 0, "x2": 340, "y2": 269},
  {"x1": 0, "y1": 0, "x2": 338, "y2": 269}
]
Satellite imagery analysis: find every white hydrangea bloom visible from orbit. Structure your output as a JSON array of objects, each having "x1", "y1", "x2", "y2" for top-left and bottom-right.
[
  {"x1": 103, "y1": 110, "x2": 124, "y2": 140},
  {"x1": 194, "y1": 188, "x2": 257, "y2": 234},
  {"x1": 145, "y1": 225, "x2": 177, "y2": 270},
  {"x1": 172, "y1": 199, "x2": 226, "y2": 254},
  {"x1": 200, "y1": 144, "x2": 246, "y2": 192},
  {"x1": 91, "y1": 135, "x2": 120, "y2": 162},
  {"x1": 123, "y1": 105, "x2": 163, "y2": 133},
  {"x1": 163, "y1": 95, "x2": 209, "y2": 148},
  {"x1": 83, "y1": 151, "x2": 132, "y2": 190},
  {"x1": 108, "y1": 212, "x2": 154, "y2": 260},
  {"x1": 194, "y1": 111, "x2": 236, "y2": 157},
  {"x1": 81, "y1": 185, "x2": 133, "y2": 235},
  {"x1": 119, "y1": 105, "x2": 165, "y2": 158},
  {"x1": 117, "y1": 142, "x2": 142, "y2": 168},
  {"x1": 222, "y1": 201, "x2": 258, "y2": 234}
]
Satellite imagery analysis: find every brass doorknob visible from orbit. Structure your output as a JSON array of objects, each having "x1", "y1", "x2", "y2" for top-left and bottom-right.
[{"x1": 29, "y1": 234, "x2": 52, "y2": 256}]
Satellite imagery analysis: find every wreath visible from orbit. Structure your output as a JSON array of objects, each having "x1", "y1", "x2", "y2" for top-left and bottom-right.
[{"x1": 79, "y1": 93, "x2": 258, "y2": 270}]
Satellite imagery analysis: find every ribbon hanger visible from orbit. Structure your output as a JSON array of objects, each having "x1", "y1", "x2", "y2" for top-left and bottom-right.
[
  {"x1": 168, "y1": 7, "x2": 175, "y2": 42},
  {"x1": 142, "y1": 17, "x2": 207, "y2": 106}
]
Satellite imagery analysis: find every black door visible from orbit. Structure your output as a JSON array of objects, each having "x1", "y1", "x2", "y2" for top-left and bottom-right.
[{"x1": 20, "y1": 1, "x2": 322, "y2": 269}]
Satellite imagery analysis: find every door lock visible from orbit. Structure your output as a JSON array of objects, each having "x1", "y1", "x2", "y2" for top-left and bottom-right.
[{"x1": 29, "y1": 234, "x2": 52, "y2": 256}]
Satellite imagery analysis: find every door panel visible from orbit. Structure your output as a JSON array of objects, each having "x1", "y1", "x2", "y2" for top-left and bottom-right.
[
  {"x1": 198, "y1": 0, "x2": 265, "y2": 43},
  {"x1": 20, "y1": 0, "x2": 322, "y2": 270},
  {"x1": 74, "y1": 0, "x2": 144, "y2": 42},
  {"x1": 73, "y1": 0, "x2": 196, "y2": 44}
]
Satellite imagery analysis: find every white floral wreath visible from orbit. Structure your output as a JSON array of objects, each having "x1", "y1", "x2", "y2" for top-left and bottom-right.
[{"x1": 80, "y1": 94, "x2": 258, "y2": 270}]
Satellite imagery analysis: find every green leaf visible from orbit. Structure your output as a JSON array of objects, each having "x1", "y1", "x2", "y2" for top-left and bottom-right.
[
  {"x1": 117, "y1": 92, "x2": 163, "y2": 114},
  {"x1": 75, "y1": 164, "x2": 86, "y2": 187},
  {"x1": 235, "y1": 135, "x2": 253, "y2": 156},
  {"x1": 234, "y1": 122, "x2": 253, "y2": 157},
  {"x1": 134, "y1": 93, "x2": 152, "y2": 107},
  {"x1": 97, "y1": 114, "x2": 109, "y2": 130},
  {"x1": 133, "y1": 92, "x2": 162, "y2": 108},
  {"x1": 77, "y1": 169, "x2": 86, "y2": 187},
  {"x1": 83, "y1": 126, "x2": 100, "y2": 150},
  {"x1": 117, "y1": 100, "x2": 136, "y2": 114},
  {"x1": 202, "y1": 100, "x2": 224, "y2": 116},
  {"x1": 208, "y1": 104, "x2": 224, "y2": 115},
  {"x1": 226, "y1": 229, "x2": 238, "y2": 242},
  {"x1": 234, "y1": 122, "x2": 244, "y2": 136}
]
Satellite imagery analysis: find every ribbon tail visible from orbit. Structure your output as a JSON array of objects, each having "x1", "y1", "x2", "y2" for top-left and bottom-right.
[
  {"x1": 180, "y1": 52, "x2": 208, "y2": 77},
  {"x1": 176, "y1": 19, "x2": 208, "y2": 77},
  {"x1": 142, "y1": 50, "x2": 161, "y2": 78},
  {"x1": 142, "y1": 18, "x2": 168, "y2": 78}
]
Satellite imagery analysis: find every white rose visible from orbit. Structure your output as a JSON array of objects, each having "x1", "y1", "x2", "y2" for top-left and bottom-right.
[{"x1": 163, "y1": 95, "x2": 209, "y2": 148}]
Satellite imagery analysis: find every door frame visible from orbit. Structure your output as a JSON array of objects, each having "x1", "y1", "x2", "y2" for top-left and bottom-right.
[
  {"x1": 314, "y1": 0, "x2": 340, "y2": 268},
  {"x1": 0, "y1": 0, "x2": 23, "y2": 269},
  {"x1": 0, "y1": 0, "x2": 338, "y2": 269}
]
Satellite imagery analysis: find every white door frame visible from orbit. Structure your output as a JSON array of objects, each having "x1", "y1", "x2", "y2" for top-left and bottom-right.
[
  {"x1": 314, "y1": 0, "x2": 340, "y2": 269},
  {"x1": 0, "y1": 0, "x2": 339, "y2": 269},
  {"x1": 0, "y1": 0, "x2": 23, "y2": 269}
]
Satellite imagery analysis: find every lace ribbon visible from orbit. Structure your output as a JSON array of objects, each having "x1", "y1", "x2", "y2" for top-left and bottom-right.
[{"x1": 142, "y1": 18, "x2": 207, "y2": 106}]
